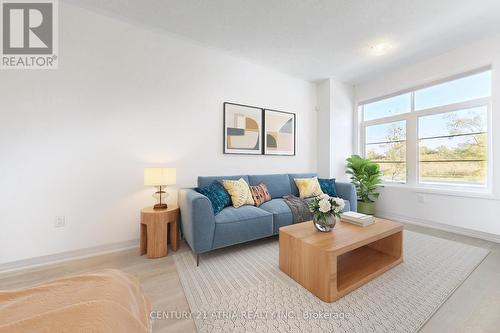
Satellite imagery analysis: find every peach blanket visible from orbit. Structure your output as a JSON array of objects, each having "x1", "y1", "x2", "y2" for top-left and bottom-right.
[{"x1": 0, "y1": 269, "x2": 151, "y2": 333}]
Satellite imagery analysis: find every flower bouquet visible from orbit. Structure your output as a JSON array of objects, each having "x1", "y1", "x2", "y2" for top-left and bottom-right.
[{"x1": 308, "y1": 194, "x2": 345, "y2": 232}]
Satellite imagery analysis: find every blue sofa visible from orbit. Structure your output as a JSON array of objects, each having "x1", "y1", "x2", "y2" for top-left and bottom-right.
[{"x1": 178, "y1": 173, "x2": 357, "y2": 263}]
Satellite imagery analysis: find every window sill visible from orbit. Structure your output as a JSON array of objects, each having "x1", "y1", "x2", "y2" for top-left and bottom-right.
[{"x1": 380, "y1": 183, "x2": 498, "y2": 200}]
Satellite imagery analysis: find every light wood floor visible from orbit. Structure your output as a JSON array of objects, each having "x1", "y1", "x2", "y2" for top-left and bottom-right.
[{"x1": 1, "y1": 223, "x2": 499, "y2": 333}]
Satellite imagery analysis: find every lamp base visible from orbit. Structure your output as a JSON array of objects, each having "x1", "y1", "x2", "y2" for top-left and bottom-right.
[{"x1": 153, "y1": 203, "x2": 168, "y2": 210}]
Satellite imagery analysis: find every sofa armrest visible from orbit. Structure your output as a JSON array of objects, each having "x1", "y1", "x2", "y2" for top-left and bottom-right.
[
  {"x1": 178, "y1": 188, "x2": 216, "y2": 254},
  {"x1": 336, "y1": 182, "x2": 357, "y2": 212}
]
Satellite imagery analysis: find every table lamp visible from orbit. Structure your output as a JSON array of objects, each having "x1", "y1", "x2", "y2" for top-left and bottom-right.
[{"x1": 144, "y1": 167, "x2": 176, "y2": 210}]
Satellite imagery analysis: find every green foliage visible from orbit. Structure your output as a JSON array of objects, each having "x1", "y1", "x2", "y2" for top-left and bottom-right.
[{"x1": 346, "y1": 155, "x2": 383, "y2": 203}]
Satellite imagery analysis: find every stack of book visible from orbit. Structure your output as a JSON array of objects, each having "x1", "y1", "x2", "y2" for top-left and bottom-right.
[{"x1": 341, "y1": 211, "x2": 374, "y2": 227}]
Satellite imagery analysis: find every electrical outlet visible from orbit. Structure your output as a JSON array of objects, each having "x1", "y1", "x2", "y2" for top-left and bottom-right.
[{"x1": 55, "y1": 216, "x2": 66, "y2": 228}]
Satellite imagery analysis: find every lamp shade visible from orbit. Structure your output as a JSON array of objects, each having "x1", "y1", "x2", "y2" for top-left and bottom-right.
[{"x1": 144, "y1": 167, "x2": 176, "y2": 186}]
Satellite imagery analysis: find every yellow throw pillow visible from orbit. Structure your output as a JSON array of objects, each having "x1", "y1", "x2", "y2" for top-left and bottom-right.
[
  {"x1": 223, "y1": 178, "x2": 255, "y2": 208},
  {"x1": 294, "y1": 177, "x2": 324, "y2": 199}
]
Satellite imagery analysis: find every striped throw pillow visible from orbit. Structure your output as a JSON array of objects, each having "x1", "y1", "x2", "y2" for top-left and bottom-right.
[{"x1": 249, "y1": 183, "x2": 271, "y2": 207}]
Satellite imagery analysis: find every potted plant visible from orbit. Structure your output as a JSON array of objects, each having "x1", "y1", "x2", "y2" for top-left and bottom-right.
[
  {"x1": 308, "y1": 194, "x2": 345, "y2": 232},
  {"x1": 346, "y1": 155, "x2": 383, "y2": 215}
]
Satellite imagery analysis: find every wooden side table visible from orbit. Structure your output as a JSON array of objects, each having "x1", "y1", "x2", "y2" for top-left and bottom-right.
[{"x1": 140, "y1": 205, "x2": 180, "y2": 258}]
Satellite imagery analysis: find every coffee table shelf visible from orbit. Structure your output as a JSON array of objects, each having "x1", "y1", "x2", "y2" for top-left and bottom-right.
[{"x1": 337, "y1": 245, "x2": 400, "y2": 292}]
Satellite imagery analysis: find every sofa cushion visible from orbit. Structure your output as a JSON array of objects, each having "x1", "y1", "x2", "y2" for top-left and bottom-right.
[
  {"x1": 259, "y1": 199, "x2": 293, "y2": 234},
  {"x1": 222, "y1": 178, "x2": 254, "y2": 208},
  {"x1": 194, "y1": 181, "x2": 231, "y2": 215},
  {"x1": 198, "y1": 175, "x2": 249, "y2": 188},
  {"x1": 288, "y1": 173, "x2": 317, "y2": 196},
  {"x1": 249, "y1": 183, "x2": 271, "y2": 207},
  {"x1": 294, "y1": 177, "x2": 324, "y2": 199},
  {"x1": 248, "y1": 174, "x2": 292, "y2": 199},
  {"x1": 213, "y1": 206, "x2": 273, "y2": 249},
  {"x1": 318, "y1": 178, "x2": 338, "y2": 197}
]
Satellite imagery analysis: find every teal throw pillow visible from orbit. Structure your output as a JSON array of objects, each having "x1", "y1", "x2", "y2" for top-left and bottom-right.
[
  {"x1": 195, "y1": 181, "x2": 231, "y2": 215},
  {"x1": 318, "y1": 178, "x2": 338, "y2": 197}
]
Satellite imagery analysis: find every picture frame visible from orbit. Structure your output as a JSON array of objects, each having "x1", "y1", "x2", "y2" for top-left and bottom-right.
[
  {"x1": 263, "y1": 109, "x2": 296, "y2": 156},
  {"x1": 223, "y1": 102, "x2": 264, "y2": 155}
]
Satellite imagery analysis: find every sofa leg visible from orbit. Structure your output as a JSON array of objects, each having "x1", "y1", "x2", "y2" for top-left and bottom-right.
[{"x1": 196, "y1": 254, "x2": 200, "y2": 267}]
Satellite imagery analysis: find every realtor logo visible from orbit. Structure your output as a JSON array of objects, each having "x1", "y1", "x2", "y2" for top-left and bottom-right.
[{"x1": 1, "y1": 0, "x2": 58, "y2": 69}]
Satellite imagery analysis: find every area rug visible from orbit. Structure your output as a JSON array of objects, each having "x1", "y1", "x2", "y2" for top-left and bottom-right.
[{"x1": 175, "y1": 230, "x2": 488, "y2": 332}]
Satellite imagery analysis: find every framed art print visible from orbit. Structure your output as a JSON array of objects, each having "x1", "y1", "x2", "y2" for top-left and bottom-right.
[
  {"x1": 264, "y1": 109, "x2": 296, "y2": 156},
  {"x1": 223, "y1": 102, "x2": 263, "y2": 155}
]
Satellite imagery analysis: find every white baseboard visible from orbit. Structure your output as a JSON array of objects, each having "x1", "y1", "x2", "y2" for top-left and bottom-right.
[
  {"x1": 377, "y1": 210, "x2": 500, "y2": 244},
  {"x1": 0, "y1": 239, "x2": 139, "y2": 274}
]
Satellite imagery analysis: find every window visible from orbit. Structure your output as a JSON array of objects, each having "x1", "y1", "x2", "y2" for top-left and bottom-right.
[
  {"x1": 359, "y1": 68, "x2": 491, "y2": 188},
  {"x1": 365, "y1": 121, "x2": 407, "y2": 183},
  {"x1": 363, "y1": 93, "x2": 411, "y2": 121},
  {"x1": 414, "y1": 71, "x2": 491, "y2": 110},
  {"x1": 418, "y1": 106, "x2": 488, "y2": 186}
]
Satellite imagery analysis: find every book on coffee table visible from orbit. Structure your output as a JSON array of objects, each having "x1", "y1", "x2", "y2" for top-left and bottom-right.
[{"x1": 341, "y1": 211, "x2": 374, "y2": 227}]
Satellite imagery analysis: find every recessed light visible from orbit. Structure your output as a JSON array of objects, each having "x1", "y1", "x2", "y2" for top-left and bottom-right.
[{"x1": 369, "y1": 42, "x2": 393, "y2": 56}]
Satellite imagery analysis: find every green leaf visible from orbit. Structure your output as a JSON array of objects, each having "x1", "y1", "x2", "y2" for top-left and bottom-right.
[{"x1": 345, "y1": 154, "x2": 383, "y2": 203}]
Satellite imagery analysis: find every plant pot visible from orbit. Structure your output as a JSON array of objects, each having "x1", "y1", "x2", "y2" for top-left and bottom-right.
[
  {"x1": 313, "y1": 215, "x2": 338, "y2": 232},
  {"x1": 357, "y1": 201, "x2": 375, "y2": 215}
]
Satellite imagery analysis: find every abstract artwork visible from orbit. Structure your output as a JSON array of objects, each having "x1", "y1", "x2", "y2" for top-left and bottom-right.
[
  {"x1": 264, "y1": 109, "x2": 295, "y2": 155},
  {"x1": 223, "y1": 102, "x2": 263, "y2": 155}
]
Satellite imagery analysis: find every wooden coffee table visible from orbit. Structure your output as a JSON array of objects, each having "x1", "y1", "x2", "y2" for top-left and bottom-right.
[{"x1": 279, "y1": 218, "x2": 403, "y2": 302}]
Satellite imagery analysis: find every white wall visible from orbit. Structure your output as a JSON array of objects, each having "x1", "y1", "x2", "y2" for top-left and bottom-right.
[
  {"x1": 355, "y1": 34, "x2": 500, "y2": 239},
  {"x1": 331, "y1": 81, "x2": 354, "y2": 181},
  {"x1": 316, "y1": 79, "x2": 332, "y2": 178},
  {"x1": 316, "y1": 79, "x2": 354, "y2": 181},
  {"x1": 0, "y1": 3, "x2": 318, "y2": 265}
]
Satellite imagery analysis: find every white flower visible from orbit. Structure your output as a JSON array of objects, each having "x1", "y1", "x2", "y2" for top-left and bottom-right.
[
  {"x1": 318, "y1": 199, "x2": 332, "y2": 213},
  {"x1": 319, "y1": 193, "x2": 330, "y2": 200},
  {"x1": 332, "y1": 197, "x2": 345, "y2": 212}
]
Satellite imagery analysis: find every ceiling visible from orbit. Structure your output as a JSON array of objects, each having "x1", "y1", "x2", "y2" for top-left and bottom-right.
[{"x1": 71, "y1": 0, "x2": 500, "y2": 83}]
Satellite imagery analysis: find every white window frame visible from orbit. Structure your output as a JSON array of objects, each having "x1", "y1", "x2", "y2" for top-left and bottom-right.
[
  {"x1": 358, "y1": 67, "x2": 492, "y2": 193},
  {"x1": 360, "y1": 117, "x2": 408, "y2": 184}
]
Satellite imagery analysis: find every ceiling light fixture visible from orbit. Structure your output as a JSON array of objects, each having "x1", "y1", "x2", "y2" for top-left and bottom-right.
[{"x1": 369, "y1": 42, "x2": 393, "y2": 56}]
